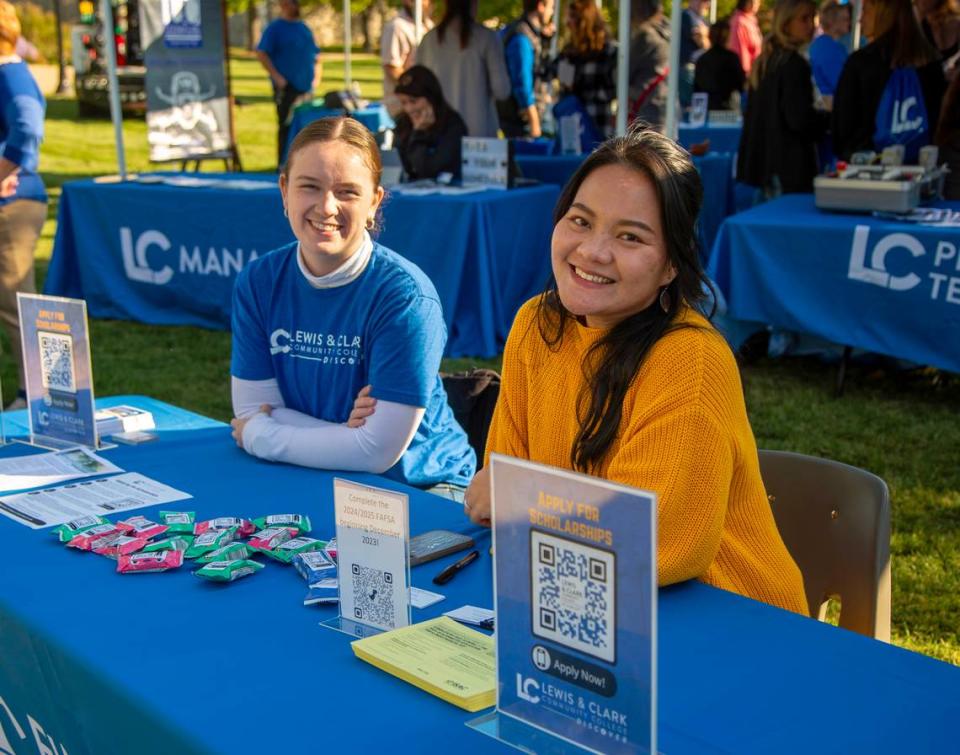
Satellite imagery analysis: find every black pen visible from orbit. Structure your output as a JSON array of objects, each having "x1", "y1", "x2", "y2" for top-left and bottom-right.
[{"x1": 433, "y1": 549, "x2": 480, "y2": 585}]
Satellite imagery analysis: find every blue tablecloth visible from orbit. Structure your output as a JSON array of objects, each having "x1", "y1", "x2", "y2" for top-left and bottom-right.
[
  {"x1": 44, "y1": 174, "x2": 558, "y2": 358},
  {"x1": 708, "y1": 194, "x2": 960, "y2": 372},
  {"x1": 283, "y1": 102, "x2": 395, "y2": 163},
  {"x1": 514, "y1": 151, "x2": 736, "y2": 257},
  {"x1": 677, "y1": 122, "x2": 743, "y2": 154},
  {"x1": 1, "y1": 397, "x2": 958, "y2": 754}
]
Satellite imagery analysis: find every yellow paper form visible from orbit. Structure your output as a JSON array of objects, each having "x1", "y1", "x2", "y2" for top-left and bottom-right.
[{"x1": 351, "y1": 616, "x2": 496, "y2": 712}]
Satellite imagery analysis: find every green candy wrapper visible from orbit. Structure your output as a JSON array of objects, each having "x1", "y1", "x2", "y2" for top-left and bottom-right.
[
  {"x1": 194, "y1": 559, "x2": 263, "y2": 582},
  {"x1": 266, "y1": 537, "x2": 326, "y2": 564},
  {"x1": 252, "y1": 514, "x2": 312, "y2": 535},
  {"x1": 142, "y1": 535, "x2": 194, "y2": 553},
  {"x1": 54, "y1": 515, "x2": 110, "y2": 543},
  {"x1": 195, "y1": 542, "x2": 253, "y2": 564},
  {"x1": 159, "y1": 511, "x2": 196, "y2": 534},
  {"x1": 185, "y1": 527, "x2": 238, "y2": 559}
]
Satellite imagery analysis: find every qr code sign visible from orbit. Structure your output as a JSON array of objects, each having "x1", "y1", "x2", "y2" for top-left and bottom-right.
[
  {"x1": 38, "y1": 331, "x2": 76, "y2": 393},
  {"x1": 530, "y1": 530, "x2": 616, "y2": 663},
  {"x1": 350, "y1": 562, "x2": 396, "y2": 628}
]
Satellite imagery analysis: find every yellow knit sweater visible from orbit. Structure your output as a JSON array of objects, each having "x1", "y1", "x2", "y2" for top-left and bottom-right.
[{"x1": 486, "y1": 299, "x2": 808, "y2": 614}]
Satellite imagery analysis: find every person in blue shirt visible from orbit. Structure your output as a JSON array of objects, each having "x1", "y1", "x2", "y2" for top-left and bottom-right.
[
  {"x1": 257, "y1": 0, "x2": 321, "y2": 167},
  {"x1": 809, "y1": 0, "x2": 851, "y2": 107},
  {"x1": 500, "y1": 0, "x2": 555, "y2": 137},
  {"x1": 0, "y1": 0, "x2": 46, "y2": 410},
  {"x1": 229, "y1": 116, "x2": 476, "y2": 497}
]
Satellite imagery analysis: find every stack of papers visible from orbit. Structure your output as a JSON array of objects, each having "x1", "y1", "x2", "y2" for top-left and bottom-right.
[{"x1": 352, "y1": 617, "x2": 495, "y2": 711}]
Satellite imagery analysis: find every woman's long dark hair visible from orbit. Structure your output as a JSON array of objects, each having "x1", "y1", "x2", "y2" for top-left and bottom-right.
[
  {"x1": 437, "y1": 0, "x2": 474, "y2": 49},
  {"x1": 537, "y1": 125, "x2": 714, "y2": 473}
]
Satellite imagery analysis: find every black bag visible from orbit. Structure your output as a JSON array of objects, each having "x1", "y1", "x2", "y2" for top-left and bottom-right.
[{"x1": 441, "y1": 369, "x2": 501, "y2": 465}]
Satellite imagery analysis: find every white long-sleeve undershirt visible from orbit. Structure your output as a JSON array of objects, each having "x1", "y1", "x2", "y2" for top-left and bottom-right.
[{"x1": 232, "y1": 378, "x2": 425, "y2": 475}]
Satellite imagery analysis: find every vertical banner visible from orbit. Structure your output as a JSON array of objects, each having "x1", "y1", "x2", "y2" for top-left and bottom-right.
[
  {"x1": 17, "y1": 294, "x2": 98, "y2": 449},
  {"x1": 475, "y1": 454, "x2": 657, "y2": 754},
  {"x1": 140, "y1": 0, "x2": 232, "y2": 161}
]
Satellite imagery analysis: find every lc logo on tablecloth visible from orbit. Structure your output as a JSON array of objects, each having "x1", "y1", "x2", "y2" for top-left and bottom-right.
[
  {"x1": 0, "y1": 694, "x2": 70, "y2": 755},
  {"x1": 848, "y1": 226, "x2": 960, "y2": 304},
  {"x1": 119, "y1": 227, "x2": 259, "y2": 285}
]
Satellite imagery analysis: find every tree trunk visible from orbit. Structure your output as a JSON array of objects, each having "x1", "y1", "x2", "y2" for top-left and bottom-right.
[
  {"x1": 361, "y1": 6, "x2": 373, "y2": 52},
  {"x1": 247, "y1": 2, "x2": 256, "y2": 50}
]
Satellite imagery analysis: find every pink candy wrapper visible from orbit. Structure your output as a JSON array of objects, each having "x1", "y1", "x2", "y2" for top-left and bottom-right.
[
  {"x1": 248, "y1": 527, "x2": 298, "y2": 553},
  {"x1": 194, "y1": 517, "x2": 255, "y2": 537},
  {"x1": 116, "y1": 515, "x2": 169, "y2": 540},
  {"x1": 66, "y1": 524, "x2": 121, "y2": 551},
  {"x1": 92, "y1": 534, "x2": 149, "y2": 559},
  {"x1": 117, "y1": 550, "x2": 185, "y2": 573}
]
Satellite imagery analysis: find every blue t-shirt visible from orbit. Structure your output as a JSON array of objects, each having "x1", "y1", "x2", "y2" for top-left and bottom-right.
[
  {"x1": 257, "y1": 19, "x2": 320, "y2": 94},
  {"x1": 809, "y1": 34, "x2": 848, "y2": 96},
  {"x1": 231, "y1": 241, "x2": 476, "y2": 488},
  {"x1": 0, "y1": 61, "x2": 46, "y2": 206}
]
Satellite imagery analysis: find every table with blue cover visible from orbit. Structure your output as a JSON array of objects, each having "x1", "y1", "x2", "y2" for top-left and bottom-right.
[
  {"x1": 677, "y1": 122, "x2": 743, "y2": 154},
  {"x1": 283, "y1": 102, "x2": 395, "y2": 163},
  {"x1": 708, "y1": 194, "x2": 960, "y2": 372},
  {"x1": 44, "y1": 174, "x2": 559, "y2": 357},
  {"x1": 1, "y1": 397, "x2": 958, "y2": 754},
  {"x1": 515, "y1": 151, "x2": 737, "y2": 256}
]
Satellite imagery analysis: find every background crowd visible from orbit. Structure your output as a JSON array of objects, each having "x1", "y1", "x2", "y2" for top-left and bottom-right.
[{"x1": 254, "y1": 0, "x2": 959, "y2": 196}]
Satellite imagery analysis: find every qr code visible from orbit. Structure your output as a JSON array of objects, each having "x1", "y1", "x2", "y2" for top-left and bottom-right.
[
  {"x1": 38, "y1": 331, "x2": 76, "y2": 393},
  {"x1": 531, "y1": 530, "x2": 616, "y2": 663},
  {"x1": 350, "y1": 563, "x2": 395, "y2": 628}
]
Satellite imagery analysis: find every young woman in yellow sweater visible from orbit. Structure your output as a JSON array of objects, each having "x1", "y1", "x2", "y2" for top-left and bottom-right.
[{"x1": 462, "y1": 125, "x2": 808, "y2": 614}]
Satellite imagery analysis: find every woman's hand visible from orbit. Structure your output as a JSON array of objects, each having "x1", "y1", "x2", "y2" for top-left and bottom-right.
[
  {"x1": 346, "y1": 384, "x2": 377, "y2": 428},
  {"x1": 410, "y1": 102, "x2": 436, "y2": 131},
  {"x1": 0, "y1": 172, "x2": 19, "y2": 199},
  {"x1": 230, "y1": 404, "x2": 273, "y2": 448},
  {"x1": 464, "y1": 465, "x2": 492, "y2": 527}
]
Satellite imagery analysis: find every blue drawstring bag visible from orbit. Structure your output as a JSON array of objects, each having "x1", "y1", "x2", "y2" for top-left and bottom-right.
[
  {"x1": 873, "y1": 67, "x2": 930, "y2": 163},
  {"x1": 553, "y1": 94, "x2": 603, "y2": 155}
]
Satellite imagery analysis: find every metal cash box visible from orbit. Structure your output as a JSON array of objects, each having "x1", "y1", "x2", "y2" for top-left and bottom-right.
[{"x1": 814, "y1": 164, "x2": 947, "y2": 214}]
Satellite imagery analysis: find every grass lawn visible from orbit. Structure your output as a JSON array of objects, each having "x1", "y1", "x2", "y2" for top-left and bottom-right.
[{"x1": 14, "y1": 51, "x2": 960, "y2": 665}]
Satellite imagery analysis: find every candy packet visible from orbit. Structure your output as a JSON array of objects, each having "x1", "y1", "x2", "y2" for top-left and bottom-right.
[
  {"x1": 54, "y1": 515, "x2": 110, "y2": 543},
  {"x1": 117, "y1": 550, "x2": 184, "y2": 574},
  {"x1": 266, "y1": 537, "x2": 326, "y2": 564},
  {"x1": 92, "y1": 533, "x2": 148, "y2": 559},
  {"x1": 324, "y1": 538, "x2": 337, "y2": 562},
  {"x1": 194, "y1": 517, "x2": 255, "y2": 537},
  {"x1": 142, "y1": 535, "x2": 194, "y2": 553},
  {"x1": 159, "y1": 511, "x2": 195, "y2": 534},
  {"x1": 116, "y1": 515, "x2": 168, "y2": 540},
  {"x1": 248, "y1": 527, "x2": 297, "y2": 552},
  {"x1": 184, "y1": 527, "x2": 238, "y2": 559},
  {"x1": 293, "y1": 549, "x2": 336, "y2": 583},
  {"x1": 303, "y1": 578, "x2": 339, "y2": 606},
  {"x1": 194, "y1": 559, "x2": 263, "y2": 582},
  {"x1": 66, "y1": 523, "x2": 121, "y2": 551},
  {"x1": 195, "y1": 542, "x2": 253, "y2": 564},
  {"x1": 252, "y1": 514, "x2": 312, "y2": 535}
]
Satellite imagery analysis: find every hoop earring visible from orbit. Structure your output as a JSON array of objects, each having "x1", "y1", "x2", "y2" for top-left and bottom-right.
[
  {"x1": 658, "y1": 286, "x2": 671, "y2": 313},
  {"x1": 365, "y1": 218, "x2": 375, "y2": 230},
  {"x1": 282, "y1": 206, "x2": 288, "y2": 218}
]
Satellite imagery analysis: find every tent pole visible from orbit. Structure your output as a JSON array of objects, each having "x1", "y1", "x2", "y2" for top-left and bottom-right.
[
  {"x1": 100, "y1": 0, "x2": 126, "y2": 178},
  {"x1": 615, "y1": 0, "x2": 630, "y2": 135},
  {"x1": 664, "y1": 0, "x2": 683, "y2": 140},
  {"x1": 343, "y1": 0, "x2": 352, "y2": 89}
]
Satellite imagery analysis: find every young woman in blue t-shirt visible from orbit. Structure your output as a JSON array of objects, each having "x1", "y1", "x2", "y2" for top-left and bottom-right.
[{"x1": 229, "y1": 117, "x2": 476, "y2": 493}]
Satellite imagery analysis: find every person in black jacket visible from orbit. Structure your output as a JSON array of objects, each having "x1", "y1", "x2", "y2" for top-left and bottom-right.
[
  {"x1": 736, "y1": 0, "x2": 828, "y2": 194},
  {"x1": 694, "y1": 18, "x2": 747, "y2": 110},
  {"x1": 393, "y1": 65, "x2": 469, "y2": 181},
  {"x1": 832, "y1": 0, "x2": 947, "y2": 161}
]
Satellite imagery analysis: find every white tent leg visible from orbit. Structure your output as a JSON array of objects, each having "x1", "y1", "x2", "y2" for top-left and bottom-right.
[
  {"x1": 615, "y1": 0, "x2": 630, "y2": 136},
  {"x1": 343, "y1": 0, "x2": 352, "y2": 89},
  {"x1": 664, "y1": 3, "x2": 683, "y2": 139},
  {"x1": 100, "y1": 0, "x2": 126, "y2": 177}
]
